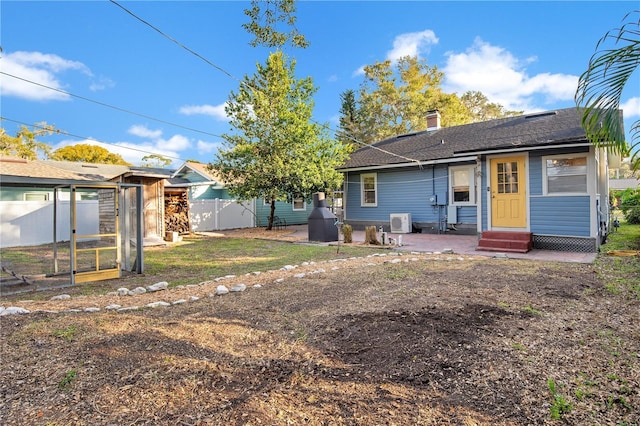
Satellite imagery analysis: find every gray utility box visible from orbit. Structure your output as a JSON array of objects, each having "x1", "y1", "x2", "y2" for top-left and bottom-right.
[{"x1": 308, "y1": 192, "x2": 339, "y2": 242}]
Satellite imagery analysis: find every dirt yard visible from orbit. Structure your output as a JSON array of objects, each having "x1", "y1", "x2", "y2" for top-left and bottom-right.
[{"x1": 1, "y1": 230, "x2": 638, "y2": 425}]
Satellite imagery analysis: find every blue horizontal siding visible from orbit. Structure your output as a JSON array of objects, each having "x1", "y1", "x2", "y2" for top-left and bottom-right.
[
  {"x1": 456, "y1": 206, "x2": 477, "y2": 223},
  {"x1": 345, "y1": 166, "x2": 476, "y2": 224},
  {"x1": 530, "y1": 196, "x2": 591, "y2": 236}
]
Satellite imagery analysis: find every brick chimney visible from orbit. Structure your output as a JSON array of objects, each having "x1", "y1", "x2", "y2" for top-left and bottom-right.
[{"x1": 427, "y1": 110, "x2": 441, "y2": 131}]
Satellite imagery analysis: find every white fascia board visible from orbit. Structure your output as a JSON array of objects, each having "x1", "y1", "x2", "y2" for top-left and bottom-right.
[
  {"x1": 339, "y1": 155, "x2": 478, "y2": 172},
  {"x1": 454, "y1": 143, "x2": 592, "y2": 157}
]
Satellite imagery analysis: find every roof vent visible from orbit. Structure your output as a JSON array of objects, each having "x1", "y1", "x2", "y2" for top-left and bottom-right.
[{"x1": 524, "y1": 111, "x2": 557, "y2": 120}]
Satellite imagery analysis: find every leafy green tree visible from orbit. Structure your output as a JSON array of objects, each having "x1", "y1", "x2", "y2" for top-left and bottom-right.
[
  {"x1": 461, "y1": 91, "x2": 522, "y2": 122},
  {"x1": 575, "y1": 10, "x2": 640, "y2": 170},
  {"x1": 242, "y1": 0, "x2": 309, "y2": 49},
  {"x1": 618, "y1": 187, "x2": 640, "y2": 224},
  {"x1": 339, "y1": 56, "x2": 525, "y2": 145},
  {"x1": 0, "y1": 122, "x2": 56, "y2": 159},
  {"x1": 211, "y1": 51, "x2": 349, "y2": 230},
  {"x1": 336, "y1": 89, "x2": 368, "y2": 148},
  {"x1": 51, "y1": 143, "x2": 131, "y2": 165},
  {"x1": 141, "y1": 154, "x2": 172, "y2": 168}
]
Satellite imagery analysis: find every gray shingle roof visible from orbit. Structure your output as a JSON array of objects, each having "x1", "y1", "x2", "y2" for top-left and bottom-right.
[{"x1": 339, "y1": 107, "x2": 591, "y2": 170}]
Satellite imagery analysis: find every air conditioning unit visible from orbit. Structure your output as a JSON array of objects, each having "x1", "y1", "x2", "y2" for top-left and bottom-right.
[{"x1": 390, "y1": 213, "x2": 411, "y2": 233}]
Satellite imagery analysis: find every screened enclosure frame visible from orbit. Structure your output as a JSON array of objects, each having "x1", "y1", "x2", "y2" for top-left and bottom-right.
[{"x1": 51, "y1": 182, "x2": 144, "y2": 285}]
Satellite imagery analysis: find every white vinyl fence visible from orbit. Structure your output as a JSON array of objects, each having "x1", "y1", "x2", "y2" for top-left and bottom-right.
[
  {"x1": 0, "y1": 200, "x2": 99, "y2": 248},
  {"x1": 189, "y1": 199, "x2": 255, "y2": 232},
  {"x1": 1, "y1": 199, "x2": 256, "y2": 248}
]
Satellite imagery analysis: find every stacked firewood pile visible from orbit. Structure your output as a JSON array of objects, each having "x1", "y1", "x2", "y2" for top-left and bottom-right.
[{"x1": 165, "y1": 192, "x2": 190, "y2": 234}]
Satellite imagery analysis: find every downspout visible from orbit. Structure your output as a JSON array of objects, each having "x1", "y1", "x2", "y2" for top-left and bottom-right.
[
  {"x1": 343, "y1": 172, "x2": 348, "y2": 221},
  {"x1": 476, "y1": 155, "x2": 482, "y2": 235}
]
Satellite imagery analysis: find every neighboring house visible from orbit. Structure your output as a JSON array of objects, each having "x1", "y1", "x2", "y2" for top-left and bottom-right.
[
  {"x1": 0, "y1": 157, "x2": 171, "y2": 247},
  {"x1": 165, "y1": 161, "x2": 313, "y2": 232},
  {"x1": 0, "y1": 157, "x2": 172, "y2": 283},
  {"x1": 337, "y1": 108, "x2": 620, "y2": 253},
  {"x1": 40, "y1": 160, "x2": 172, "y2": 246}
]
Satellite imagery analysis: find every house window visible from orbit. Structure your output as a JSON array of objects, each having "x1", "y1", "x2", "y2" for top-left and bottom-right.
[
  {"x1": 24, "y1": 192, "x2": 49, "y2": 201},
  {"x1": 292, "y1": 197, "x2": 306, "y2": 211},
  {"x1": 360, "y1": 173, "x2": 377, "y2": 207},
  {"x1": 544, "y1": 155, "x2": 588, "y2": 194},
  {"x1": 449, "y1": 166, "x2": 475, "y2": 205},
  {"x1": 263, "y1": 198, "x2": 271, "y2": 206}
]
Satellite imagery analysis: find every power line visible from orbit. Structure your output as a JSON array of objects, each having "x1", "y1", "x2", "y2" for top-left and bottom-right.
[
  {"x1": 0, "y1": 71, "x2": 224, "y2": 139},
  {"x1": 108, "y1": 0, "x2": 423, "y2": 166},
  {"x1": 1, "y1": 116, "x2": 185, "y2": 161},
  {"x1": 108, "y1": 0, "x2": 239, "y2": 83}
]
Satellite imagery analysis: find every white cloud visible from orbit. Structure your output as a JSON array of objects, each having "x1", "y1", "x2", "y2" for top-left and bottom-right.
[
  {"x1": 621, "y1": 97, "x2": 640, "y2": 118},
  {"x1": 352, "y1": 65, "x2": 366, "y2": 77},
  {"x1": 89, "y1": 76, "x2": 115, "y2": 92},
  {"x1": 0, "y1": 51, "x2": 89, "y2": 101},
  {"x1": 443, "y1": 38, "x2": 579, "y2": 112},
  {"x1": 53, "y1": 126, "x2": 197, "y2": 166},
  {"x1": 128, "y1": 125, "x2": 163, "y2": 139},
  {"x1": 157, "y1": 134, "x2": 191, "y2": 151},
  {"x1": 353, "y1": 29, "x2": 439, "y2": 76},
  {"x1": 386, "y1": 29, "x2": 439, "y2": 63},
  {"x1": 179, "y1": 103, "x2": 228, "y2": 120},
  {"x1": 196, "y1": 140, "x2": 220, "y2": 155}
]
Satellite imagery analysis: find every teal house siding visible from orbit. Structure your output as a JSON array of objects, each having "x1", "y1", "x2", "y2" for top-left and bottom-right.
[
  {"x1": 255, "y1": 199, "x2": 314, "y2": 227},
  {"x1": 0, "y1": 187, "x2": 50, "y2": 201},
  {"x1": 189, "y1": 186, "x2": 230, "y2": 200}
]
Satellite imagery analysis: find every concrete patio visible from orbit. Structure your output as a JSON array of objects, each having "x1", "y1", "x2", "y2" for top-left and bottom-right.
[{"x1": 285, "y1": 225, "x2": 598, "y2": 264}]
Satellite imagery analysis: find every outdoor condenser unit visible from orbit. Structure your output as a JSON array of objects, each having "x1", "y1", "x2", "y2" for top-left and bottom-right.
[{"x1": 390, "y1": 213, "x2": 411, "y2": 233}]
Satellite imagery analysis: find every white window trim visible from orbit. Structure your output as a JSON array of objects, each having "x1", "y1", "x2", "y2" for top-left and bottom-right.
[
  {"x1": 542, "y1": 153, "x2": 591, "y2": 196},
  {"x1": 292, "y1": 198, "x2": 306, "y2": 211},
  {"x1": 360, "y1": 173, "x2": 378, "y2": 207},
  {"x1": 24, "y1": 192, "x2": 49, "y2": 201},
  {"x1": 449, "y1": 165, "x2": 476, "y2": 206},
  {"x1": 263, "y1": 198, "x2": 271, "y2": 206}
]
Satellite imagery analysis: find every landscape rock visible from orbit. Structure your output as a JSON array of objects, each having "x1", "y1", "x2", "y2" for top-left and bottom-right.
[
  {"x1": 216, "y1": 285, "x2": 229, "y2": 295},
  {"x1": 146, "y1": 282, "x2": 169, "y2": 292},
  {"x1": 50, "y1": 294, "x2": 71, "y2": 301},
  {"x1": 128, "y1": 287, "x2": 147, "y2": 296},
  {"x1": 0, "y1": 306, "x2": 30, "y2": 316},
  {"x1": 230, "y1": 284, "x2": 247, "y2": 292},
  {"x1": 146, "y1": 301, "x2": 171, "y2": 308}
]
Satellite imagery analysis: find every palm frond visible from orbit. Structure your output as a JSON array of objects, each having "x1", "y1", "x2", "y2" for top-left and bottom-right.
[{"x1": 575, "y1": 10, "x2": 640, "y2": 159}]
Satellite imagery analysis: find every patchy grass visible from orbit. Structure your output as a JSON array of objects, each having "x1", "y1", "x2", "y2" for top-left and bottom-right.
[
  {"x1": 1, "y1": 233, "x2": 385, "y2": 299},
  {"x1": 1, "y1": 228, "x2": 639, "y2": 425},
  {"x1": 595, "y1": 221, "x2": 640, "y2": 298}
]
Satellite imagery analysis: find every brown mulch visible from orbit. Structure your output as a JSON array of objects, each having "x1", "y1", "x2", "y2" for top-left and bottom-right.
[{"x1": 1, "y1": 234, "x2": 638, "y2": 425}]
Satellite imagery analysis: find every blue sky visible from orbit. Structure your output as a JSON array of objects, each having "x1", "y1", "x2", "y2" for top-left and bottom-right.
[{"x1": 2, "y1": 1, "x2": 639, "y2": 167}]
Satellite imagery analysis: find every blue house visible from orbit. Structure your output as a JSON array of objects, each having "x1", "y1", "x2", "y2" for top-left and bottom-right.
[
  {"x1": 337, "y1": 108, "x2": 620, "y2": 253},
  {"x1": 167, "y1": 161, "x2": 314, "y2": 229}
]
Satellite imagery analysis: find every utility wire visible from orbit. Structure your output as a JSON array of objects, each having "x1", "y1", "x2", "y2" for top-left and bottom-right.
[
  {"x1": 1, "y1": 116, "x2": 185, "y2": 161},
  {"x1": 0, "y1": 71, "x2": 224, "y2": 139},
  {"x1": 108, "y1": 0, "x2": 239, "y2": 83},
  {"x1": 108, "y1": 0, "x2": 422, "y2": 166}
]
